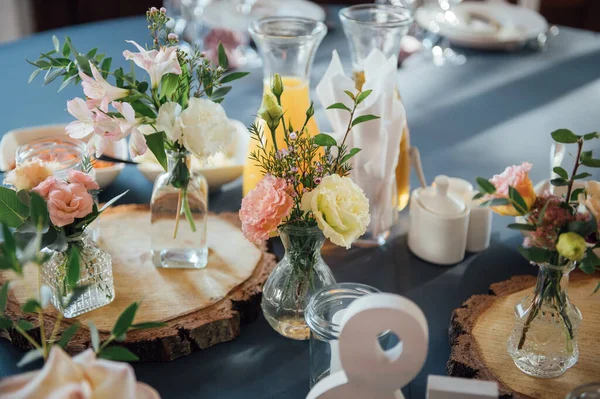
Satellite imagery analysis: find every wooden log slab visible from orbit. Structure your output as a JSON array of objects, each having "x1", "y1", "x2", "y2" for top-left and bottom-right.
[
  {"x1": 0, "y1": 205, "x2": 277, "y2": 362},
  {"x1": 448, "y1": 272, "x2": 600, "y2": 399}
]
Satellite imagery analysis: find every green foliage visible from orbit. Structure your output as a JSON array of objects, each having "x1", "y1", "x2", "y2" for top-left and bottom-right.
[
  {"x1": 17, "y1": 349, "x2": 44, "y2": 367},
  {"x1": 21, "y1": 299, "x2": 42, "y2": 314},
  {"x1": 112, "y1": 302, "x2": 139, "y2": 337},
  {"x1": 551, "y1": 129, "x2": 579, "y2": 143},
  {"x1": 0, "y1": 187, "x2": 29, "y2": 228},
  {"x1": 66, "y1": 246, "x2": 81, "y2": 289},
  {"x1": 553, "y1": 166, "x2": 568, "y2": 180},
  {"x1": 508, "y1": 186, "x2": 528, "y2": 214},
  {"x1": 0, "y1": 282, "x2": 10, "y2": 313},
  {"x1": 217, "y1": 43, "x2": 228, "y2": 70},
  {"x1": 98, "y1": 346, "x2": 139, "y2": 362},
  {"x1": 313, "y1": 133, "x2": 337, "y2": 148},
  {"x1": 507, "y1": 223, "x2": 536, "y2": 232},
  {"x1": 58, "y1": 323, "x2": 80, "y2": 348},
  {"x1": 518, "y1": 246, "x2": 553, "y2": 263},
  {"x1": 351, "y1": 114, "x2": 380, "y2": 128},
  {"x1": 476, "y1": 177, "x2": 496, "y2": 194},
  {"x1": 145, "y1": 132, "x2": 168, "y2": 171}
]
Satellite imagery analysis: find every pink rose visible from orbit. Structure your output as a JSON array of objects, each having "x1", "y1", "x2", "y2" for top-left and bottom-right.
[
  {"x1": 68, "y1": 170, "x2": 100, "y2": 191},
  {"x1": 32, "y1": 178, "x2": 94, "y2": 227},
  {"x1": 239, "y1": 175, "x2": 294, "y2": 244}
]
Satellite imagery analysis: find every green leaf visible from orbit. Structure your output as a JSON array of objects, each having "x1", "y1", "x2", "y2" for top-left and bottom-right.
[
  {"x1": 220, "y1": 71, "x2": 249, "y2": 84},
  {"x1": 144, "y1": 132, "x2": 168, "y2": 171},
  {"x1": 112, "y1": 302, "x2": 139, "y2": 337},
  {"x1": 552, "y1": 166, "x2": 568, "y2": 180},
  {"x1": 58, "y1": 74, "x2": 77, "y2": 92},
  {"x1": 62, "y1": 41, "x2": 71, "y2": 57},
  {"x1": 313, "y1": 133, "x2": 338, "y2": 148},
  {"x1": 572, "y1": 172, "x2": 591, "y2": 180},
  {"x1": 88, "y1": 322, "x2": 100, "y2": 352},
  {"x1": 537, "y1": 200, "x2": 550, "y2": 226},
  {"x1": 355, "y1": 90, "x2": 372, "y2": 105},
  {"x1": 0, "y1": 316, "x2": 12, "y2": 329},
  {"x1": 550, "y1": 178, "x2": 569, "y2": 187},
  {"x1": 100, "y1": 57, "x2": 112, "y2": 79},
  {"x1": 52, "y1": 35, "x2": 60, "y2": 52},
  {"x1": 509, "y1": 186, "x2": 528, "y2": 213},
  {"x1": 43, "y1": 68, "x2": 63, "y2": 86},
  {"x1": 66, "y1": 246, "x2": 80, "y2": 288},
  {"x1": 160, "y1": 73, "x2": 179, "y2": 99},
  {"x1": 480, "y1": 198, "x2": 510, "y2": 207},
  {"x1": 581, "y1": 158, "x2": 600, "y2": 168},
  {"x1": 326, "y1": 103, "x2": 352, "y2": 112},
  {"x1": 17, "y1": 320, "x2": 34, "y2": 331},
  {"x1": 343, "y1": 90, "x2": 355, "y2": 100},
  {"x1": 137, "y1": 81, "x2": 148, "y2": 93},
  {"x1": 351, "y1": 114, "x2": 380, "y2": 128},
  {"x1": 518, "y1": 246, "x2": 553, "y2": 263},
  {"x1": 211, "y1": 86, "x2": 231, "y2": 100},
  {"x1": 340, "y1": 148, "x2": 361, "y2": 165},
  {"x1": 583, "y1": 132, "x2": 599, "y2": 141},
  {"x1": 99, "y1": 345, "x2": 139, "y2": 362},
  {"x1": 130, "y1": 101, "x2": 156, "y2": 118},
  {"x1": 570, "y1": 188, "x2": 585, "y2": 202},
  {"x1": 99, "y1": 190, "x2": 129, "y2": 213},
  {"x1": 86, "y1": 48, "x2": 97, "y2": 58},
  {"x1": 130, "y1": 321, "x2": 168, "y2": 330},
  {"x1": 567, "y1": 211, "x2": 597, "y2": 237},
  {"x1": 114, "y1": 333, "x2": 127, "y2": 342},
  {"x1": 28, "y1": 69, "x2": 41, "y2": 84},
  {"x1": 472, "y1": 192, "x2": 484, "y2": 200},
  {"x1": 581, "y1": 151, "x2": 593, "y2": 162},
  {"x1": 3, "y1": 224, "x2": 16, "y2": 256},
  {"x1": 58, "y1": 323, "x2": 80, "y2": 348},
  {"x1": 29, "y1": 192, "x2": 49, "y2": 233},
  {"x1": 579, "y1": 249, "x2": 599, "y2": 274},
  {"x1": 507, "y1": 223, "x2": 536, "y2": 232},
  {"x1": 0, "y1": 282, "x2": 10, "y2": 314},
  {"x1": 0, "y1": 187, "x2": 29, "y2": 228},
  {"x1": 17, "y1": 349, "x2": 43, "y2": 367},
  {"x1": 475, "y1": 177, "x2": 496, "y2": 194},
  {"x1": 75, "y1": 55, "x2": 91, "y2": 76},
  {"x1": 21, "y1": 299, "x2": 41, "y2": 314},
  {"x1": 217, "y1": 43, "x2": 228, "y2": 69},
  {"x1": 551, "y1": 129, "x2": 580, "y2": 144}
]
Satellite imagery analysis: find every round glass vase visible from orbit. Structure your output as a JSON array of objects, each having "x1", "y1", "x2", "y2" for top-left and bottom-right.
[
  {"x1": 261, "y1": 225, "x2": 336, "y2": 340},
  {"x1": 41, "y1": 233, "x2": 114, "y2": 318},
  {"x1": 150, "y1": 149, "x2": 208, "y2": 269},
  {"x1": 507, "y1": 261, "x2": 582, "y2": 378}
]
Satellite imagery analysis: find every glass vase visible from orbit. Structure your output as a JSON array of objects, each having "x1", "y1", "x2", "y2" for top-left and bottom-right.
[
  {"x1": 261, "y1": 225, "x2": 336, "y2": 340},
  {"x1": 339, "y1": 4, "x2": 413, "y2": 246},
  {"x1": 242, "y1": 16, "x2": 327, "y2": 195},
  {"x1": 41, "y1": 234, "x2": 114, "y2": 318},
  {"x1": 507, "y1": 261, "x2": 582, "y2": 378},
  {"x1": 150, "y1": 149, "x2": 208, "y2": 269}
]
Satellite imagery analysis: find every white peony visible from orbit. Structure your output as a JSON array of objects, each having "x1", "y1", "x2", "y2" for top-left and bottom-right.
[
  {"x1": 180, "y1": 98, "x2": 234, "y2": 158},
  {"x1": 156, "y1": 102, "x2": 183, "y2": 143},
  {"x1": 301, "y1": 174, "x2": 370, "y2": 249}
]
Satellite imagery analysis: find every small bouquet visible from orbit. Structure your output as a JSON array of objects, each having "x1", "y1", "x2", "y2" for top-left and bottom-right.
[
  {"x1": 474, "y1": 129, "x2": 599, "y2": 376},
  {"x1": 28, "y1": 6, "x2": 247, "y2": 238}
]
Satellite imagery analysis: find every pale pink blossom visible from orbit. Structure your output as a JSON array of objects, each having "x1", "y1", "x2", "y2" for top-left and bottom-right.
[
  {"x1": 488, "y1": 162, "x2": 536, "y2": 216},
  {"x1": 65, "y1": 97, "x2": 96, "y2": 139},
  {"x1": 112, "y1": 101, "x2": 148, "y2": 157},
  {"x1": 239, "y1": 175, "x2": 293, "y2": 244},
  {"x1": 167, "y1": 33, "x2": 178, "y2": 42},
  {"x1": 79, "y1": 62, "x2": 130, "y2": 109},
  {"x1": 160, "y1": 7, "x2": 167, "y2": 13},
  {"x1": 123, "y1": 40, "x2": 181, "y2": 88},
  {"x1": 68, "y1": 170, "x2": 99, "y2": 191},
  {"x1": 33, "y1": 177, "x2": 94, "y2": 227},
  {"x1": 0, "y1": 346, "x2": 160, "y2": 399}
]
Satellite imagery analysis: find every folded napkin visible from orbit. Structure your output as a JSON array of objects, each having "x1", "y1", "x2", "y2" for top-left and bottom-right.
[
  {"x1": 0, "y1": 346, "x2": 160, "y2": 399},
  {"x1": 316, "y1": 50, "x2": 406, "y2": 237}
]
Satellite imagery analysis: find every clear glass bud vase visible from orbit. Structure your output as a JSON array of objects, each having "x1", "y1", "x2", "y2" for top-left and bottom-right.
[
  {"x1": 150, "y1": 150, "x2": 208, "y2": 269},
  {"x1": 507, "y1": 261, "x2": 582, "y2": 378},
  {"x1": 41, "y1": 234, "x2": 114, "y2": 318},
  {"x1": 261, "y1": 226, "x2": 336, "y2": 340}
]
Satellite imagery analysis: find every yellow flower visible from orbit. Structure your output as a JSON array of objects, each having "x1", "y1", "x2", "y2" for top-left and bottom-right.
[
  {"x1": 488, "y1": 162, "x2": 537, "y2": 216},
  {"x1": 556, "y1": 232, "x2": 587, "y2": 261},
  {"x1": 3, "y1": 160, "x2": 58, "y2": 191},
  {"x1": 257, "y1": 92, "x2": 283, "y2": 131},
  {"x1": 300, "y1": 174, "x2": 370, "y2": 248}
]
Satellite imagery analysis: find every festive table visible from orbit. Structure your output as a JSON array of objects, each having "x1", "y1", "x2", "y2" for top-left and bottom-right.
[{"x1": 1, "y1": 6, "x2": 600, "y2": 399}]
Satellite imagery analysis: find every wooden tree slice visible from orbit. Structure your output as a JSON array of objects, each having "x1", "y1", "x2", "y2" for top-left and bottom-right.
[
  {"x1": 0, "y1": 205, "x2": 277, "y2": 362},
  {"x1": 448, "y1": 272, "x2": 600, "y2": 399}
]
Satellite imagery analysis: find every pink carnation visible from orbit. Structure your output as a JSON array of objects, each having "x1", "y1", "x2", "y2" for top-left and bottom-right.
[
  {"x1": 32, "y1": 177, "x2": 94, "y2": 228},
  {"x1": 239, "y1": 175, "x2": 294, "y2": 244},
  {"x1": 490, "y1": 162, "x2": 533, "y2": 196},
  {"x1": 67, "y1": 170, "x2": 99, "y2": 191}
]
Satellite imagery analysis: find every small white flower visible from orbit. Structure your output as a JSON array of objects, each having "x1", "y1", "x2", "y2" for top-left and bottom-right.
[
  {"x1": 180, "y1": 98, "x2": 234, "y2": 158},
  {"x1": 156, "y1": 102, "x2": 183, "y2": 142},
  {"x1": 65, "y1": 97, "x2": 95, "y2": 139}
]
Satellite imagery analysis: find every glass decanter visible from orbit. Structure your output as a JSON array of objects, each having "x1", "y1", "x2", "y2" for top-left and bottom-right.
[
  {"x1": 507, "y1": 261, "x2": 582, "y2": 378},
  {"x1": 242, "y1": 16, "x2": 327, "y2": 195},
  {"x1": 41, "y1": 233, "x2": 114, "y2": 318},
  {"x1": 339, "y1": 4, "x2": 413, "y2": 246},
  {"x1": 150, "y1": 149, "x2": 208, "y2": 269},
  {"x1": 261, "y1": 225, "x2": 336, "y2": 340}
]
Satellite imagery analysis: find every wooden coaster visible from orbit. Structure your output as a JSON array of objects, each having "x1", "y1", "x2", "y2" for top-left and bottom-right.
[
  {"x1": 448, "y1": 272, "x2": 600, "y2": 399},
  {"x1": 0, "y1": 205, "x2": 277, "y2": 361}
]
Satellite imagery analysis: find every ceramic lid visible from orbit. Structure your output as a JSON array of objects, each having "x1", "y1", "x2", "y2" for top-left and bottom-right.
[{"x1": 418, "y1": 175, "x2": 466, "y2": 216}]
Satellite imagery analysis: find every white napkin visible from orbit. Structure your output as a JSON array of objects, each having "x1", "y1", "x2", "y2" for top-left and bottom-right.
[{"x1": 316, "y1": 50, "x2": 406, "y2": 237}]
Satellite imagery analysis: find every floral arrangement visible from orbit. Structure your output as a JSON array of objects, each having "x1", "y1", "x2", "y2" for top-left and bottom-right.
[
  {"x1": 474, "y1": 129, "x2": 599, "y2": 351},
  {"x1": 239, "y1": 74, "x2": 373, "y2": 248},
  {"x1": 27, "y1": 6, "x2": 247, "y2": 237}
]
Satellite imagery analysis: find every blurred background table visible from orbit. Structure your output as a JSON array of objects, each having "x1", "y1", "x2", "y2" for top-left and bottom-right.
[{"x1": 0, "y1": 4, "x2": 600, "y2": 399}]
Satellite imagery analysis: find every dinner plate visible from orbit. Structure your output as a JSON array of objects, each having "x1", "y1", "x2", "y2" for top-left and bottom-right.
[{"x1": 416, "y1": 2, "x2": 548, "y2": 50}]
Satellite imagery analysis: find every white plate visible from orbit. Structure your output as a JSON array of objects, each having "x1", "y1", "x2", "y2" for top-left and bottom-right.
[
  {"x1": 136, "y1": 120, "x2": 250, "y2": 192},
  {"x1": 416, "y1": 2, "x2": 548, "y2": 50},
  {"x1": 0, "y1": 124, "x2": 127, "y2": 189}
]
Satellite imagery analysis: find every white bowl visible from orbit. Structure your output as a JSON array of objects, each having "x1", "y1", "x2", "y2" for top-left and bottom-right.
[
  {"x1": 136, "y1": 120, "x2": 250, "y2": 192},
  {"x1": 0, "y1": 124, "x2": 128, "y2": 189}
]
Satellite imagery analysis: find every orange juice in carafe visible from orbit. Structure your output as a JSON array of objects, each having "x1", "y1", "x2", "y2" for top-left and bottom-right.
[
  {"x1": 353, "y1": 70, "x2": 411, "y2": 212},
  {"x1": 243, "y1": 76, "x2": 320, "y2": 195}
]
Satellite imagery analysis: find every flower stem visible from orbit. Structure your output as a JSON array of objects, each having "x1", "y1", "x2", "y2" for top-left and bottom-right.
[
  {"x1": 36, "y1": 268, "x2": 47, "y2": 356},
  {"x1": 15, "y1": 326, "x2": 42, "y2": 351},
  {"x1": 565, "y1": 139, "x2": 583, "y2": 204},
  {"x1": 48, "y1": 313, "x2": 63, "y2": 346},
  {"x1": 182, "y1": 190, "x2": 196, "y2": 233},
  {"x1": 173, "y1": 189, "x2": 183, "y2": 239}
]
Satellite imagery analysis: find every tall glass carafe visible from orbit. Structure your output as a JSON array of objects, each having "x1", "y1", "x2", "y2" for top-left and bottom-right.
[
  {"x1": 243, "y1": 17, "x2": 327, "y2": 195},
  {"x1": 340, "y1": 4, "x2": 413, "y2": 212}
]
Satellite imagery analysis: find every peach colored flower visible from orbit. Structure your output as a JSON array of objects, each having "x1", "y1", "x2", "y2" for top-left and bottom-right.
[
  {"x1": 489, "y1": 162, "x2": 536, "y2": 216},
  {"x1": 3, "y1": 160, "x2": 58, "y2": 192},
  {"x1": 33, "y1": 178, "x2": 94, "y2": 227},
  {"x1": 0, "y1": 346, "x2": 160, "y2": 399},
  {"x1": 239, "y1": 175, "x2": 293, "y2": 244},
  {"x1": 68, "y1": 170, "x2": 99, "y2": 191}
]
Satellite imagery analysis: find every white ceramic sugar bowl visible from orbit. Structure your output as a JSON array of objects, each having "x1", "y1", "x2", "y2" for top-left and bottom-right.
[{"x1": 408, "y1": 175, "x2": 470, "y2": 265}]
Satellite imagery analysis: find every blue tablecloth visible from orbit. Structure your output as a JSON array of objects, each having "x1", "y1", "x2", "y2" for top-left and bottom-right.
[{"x1": 1, "y1": 10, "x2": 599, "y2": 399}]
